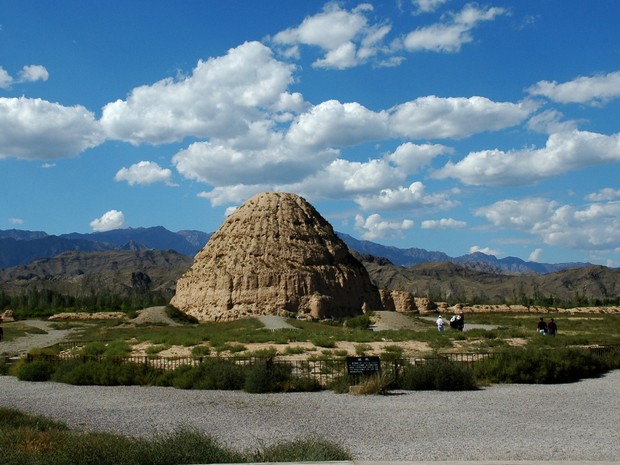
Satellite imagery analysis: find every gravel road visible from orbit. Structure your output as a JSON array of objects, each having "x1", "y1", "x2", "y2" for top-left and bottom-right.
[{"x1": 1, "y1": 371, "x2": 618, "y2": 462}]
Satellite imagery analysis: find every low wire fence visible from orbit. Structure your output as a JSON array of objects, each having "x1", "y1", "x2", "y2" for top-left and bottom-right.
[
  {"x1": 26, "y1": 343, "x2": 618, "y2": 387},
  {"x1": 28, "y1": 348, "x2": 495, "y2": 387}
]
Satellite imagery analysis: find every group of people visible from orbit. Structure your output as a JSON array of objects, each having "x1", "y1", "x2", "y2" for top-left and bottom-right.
[
  {"x1": 436, "y1": 312, "x2": 464, "y2": 332},
  {"x1": 537, "y1": 317, "x2": 557, "y2": 336}
]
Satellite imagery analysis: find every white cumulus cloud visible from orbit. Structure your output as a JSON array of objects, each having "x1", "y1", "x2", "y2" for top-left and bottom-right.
[
  {"x1": 527, "y1": 70, "x2": 620, "y2": 105},
  {"x1": 0, "y1": 97, "x2": 103, "y2": 159},
  {"x1": 271, "y1": 3, "x2": 390, "y2": 69},
  {"x1": 387, "y1": 142, "x2": 453, "y2": 174},
  {"x1": 469, "y1": 245, "x2": 501, "y2": 257},
  {"x1": 586, "y1": 188, "x2": 620, "y2": 202},
  {"x1": 100, "y1": 41, "x2": 296, "y2": 145},
  {"x1": 475, "y1": 197, "x2": 620, "y2": 252},
  {"x1": 401, "y1": 4, "x2": 506, "y2": 53},
  {"x1": 389, "y1": 96, "x2": 534, "y2": 139},
  {"x1": 90, "y1": 210, "x2": 125, "y2": 232},
  {"x1": 435, "y1": 129, "x2": 620, "y2": 186},
  {"x1": 528, "y1": 248, "x2": 543, "y2": 262},
  {"x1": 0, "y1": 64, "x2": 49, "y2": 88},
  {"x1": 114, "y1": 161, "x2": 173, "y2": 186},
  {"x1": 355, "y1": 213, "x2": 414, "y2": 240},
  {"x1": 18, "y1": 65, "x2": 49, "y2": 83},
  {"x1": 421, "y1": 218, "x2": 466, "y2": 229},
  {"x1": 355, "y1": 181, "x2": 456, "y2": 211},
  {"x1": 286, "y1": 100, "x2": 389, "y2": 149}
]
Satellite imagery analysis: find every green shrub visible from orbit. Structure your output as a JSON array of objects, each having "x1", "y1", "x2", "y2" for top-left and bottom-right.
[
  {"x1": 327, "y1": 375, "x2": 351, "y2": 394},
  {"x1": 247, "y1": 347, "x2": 278, "y2": 358},
  {"x1": 282, "y1": 345, "x2": 306, "y2": 355},
  {"x1": 145, "y1": 344, "x2": 169, "y2": 355},
  {"x1": 80, "y1": 341, "x2": 107, "y2": 356},
  {"x1": 170, "y1": 359, "x2": 246, "y2": 390},
  {"x1": 103, "y1": 340, "x2": 131, "y2": 357},
  {"x1": 344, "y1": 313, "x2": 373, "y2": 329},
  {"x1": 50, "y1": 359, "x2": 163, "y2": 386},
  {"x1": 0, "y1": 357, "x2": 9, "y2": 375},
  {"x1": 400, "y1": 359, "x2": 477, "y2": 391},
  {"x1": 244, "y1": 360, "x2": 292, "y2": 393},
  {"x1": 254, "y1": 436, "x2": 352, "y2": 462},
  {"x1": 311, "y1": 336, "x2": 336, "y2": 348},
  {"x1": 473, "y1": 347, "x2": 610, "y2": 384},
  {"x1": 284, "y1": 375, "x2": 322, "y2": 392},
  {"x1": 353, "y1": 371, "x2": 394, "y2": 395},
  {"x1": 381, "y1": 345, "x2": 404, "y2": 361},
  {"x1": 354, "y1": 343, "x2": 372, "y2": 356},
  {"x1": 0, "y1": 407, "x2": 69, "y2": 431},
  {"x1": 191, "y1": 345, "x2": 211, "y2": 358},
  {"x1": 15, "y1": 360, "x2": 55, "y2": 382},
  {"x1": 0, "y1": 407, "x2": 351, "y2": 465}
]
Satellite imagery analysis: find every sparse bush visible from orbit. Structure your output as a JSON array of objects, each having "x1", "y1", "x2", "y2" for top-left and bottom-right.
[
  {"x1": 473, "y1": 347, "x2": 610, "y2": 384},
  {"x1": 244, "y1": 360, "x2": 292, "y2": 393},
  {"x1": 380, "y1": 345, "x2": 404, "y2": 361},
  {"x1": 145, "y1": 344, "x2": 169, "y2": 355},
  {"x1": 400, "y1": 359, "x2": 477, "y2": 391},
  {"x1": 353, "y1": 371, "x2": 394, "y2": 395},
  {"x1": 254, "y1": 437, "x2": 352, "y2": 462},
  {"x1": 355, "y1": 343, "x2": 372, "y2": 356},
  {"x1": 311, "y1": 336, "x2": 336, "y2": 348},
  {"x1": 50, "y1": 359, "x2": 163, "y2": 386},
  {"x1": 282, "y1": 345, "x2": 306, "y2": 355},
  {"x1": 327, "y1": 375, "x2": 351, "y2": 394},
  {"x1": 344, "y1": 312, "x2": 373, "y2": 330},
  {"x1": 170, "y1": 359, "x2": 246, "y2": 390},
  {"x1": 0, "y1": 407, "x2": 350, "y2": 465},
  {"x1": 246, "y1": 347, "x2": 278, "y2": 358},
  {"x1": 80, "y1": 341, "x2": 107, "y2": 356},
  {"x1": 0, "y1": 357, "x2": 8, "y2": 375},
  {"x1": 103, "y1": 340, "x2": 131, "y2": 357},
  {"x1": 191, "y1": 345, "x2": 211, "y2": 358},
  {"x1": 15, "y1": 360, "x2": 54, "y2": 382}
]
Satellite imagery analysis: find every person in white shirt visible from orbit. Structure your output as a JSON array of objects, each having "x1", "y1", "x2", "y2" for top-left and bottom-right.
[{"x1": 436, "y1": 315, "x2": 444, "y2": 331}]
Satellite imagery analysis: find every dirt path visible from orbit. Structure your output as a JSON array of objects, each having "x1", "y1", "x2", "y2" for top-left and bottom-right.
[
  {"x1": 370, "y1": 311, "x2": 419, "y2": 331},
  {"x1": 0, "y1": 320, "x2": 76, "y2": 357},
  {"x1": 0, "y1": 307, "x2": 180, "y2": 358},
  {"x1": 257, "y1": 315, "x2": 298, "y2": 330},
  {"x1": 129, "y1": 306, "x2": 180, "y2": 326}
]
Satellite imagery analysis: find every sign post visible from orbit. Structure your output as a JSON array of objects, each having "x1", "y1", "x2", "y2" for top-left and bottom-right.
[{"x1": 346, "y1": 356, "x2": 381, "y2": 377}]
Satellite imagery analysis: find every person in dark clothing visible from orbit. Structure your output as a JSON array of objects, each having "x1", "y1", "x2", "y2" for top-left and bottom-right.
[
  {"x1": 547, "y1": 318, "x2": 557, "y2": 336},
  {"x1": 537, "y1": 317, "x2": 547, "y2": 335}
]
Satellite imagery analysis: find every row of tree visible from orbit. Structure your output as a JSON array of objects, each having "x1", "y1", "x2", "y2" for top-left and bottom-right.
[{"x1": 0, "y1": 288, "x2": 171, "y2": 318}]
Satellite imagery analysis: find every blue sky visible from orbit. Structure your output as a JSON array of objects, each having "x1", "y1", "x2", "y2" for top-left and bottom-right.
[{"x1": 2, "y1": 1, "x2": 620, "y2": 266}]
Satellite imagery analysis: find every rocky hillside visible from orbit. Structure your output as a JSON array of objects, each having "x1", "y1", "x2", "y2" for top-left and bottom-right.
[
  {"x1": 0, "y1": 250, "x2": 192, "y2": 298},
  {"x1": 356, "y1": 252, "x2": 620, "y2": 306}
]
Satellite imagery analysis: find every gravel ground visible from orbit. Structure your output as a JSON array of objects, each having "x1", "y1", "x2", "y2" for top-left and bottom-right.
[{"x1": 1, "y1": 371, "x2": 618, "y2": 462}]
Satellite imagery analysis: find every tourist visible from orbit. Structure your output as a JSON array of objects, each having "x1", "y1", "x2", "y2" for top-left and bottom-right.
[
  {"x1": 436, "y1": 315, "x2": 444, "y2": 332},
  {"x1": 537, "y1": 317, "x2": 547, "y2": 335},
  {"x1": 547, "y1": 318, "x2": 557, "y2": 336},
  {"x1": 0, "y1": 315, "x2": 3, "y2": 342}
]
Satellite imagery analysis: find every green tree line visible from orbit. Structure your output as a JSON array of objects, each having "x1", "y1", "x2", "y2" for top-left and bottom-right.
[{"x1": 0, "y1": 288, "x2": 171, "y2": 317}]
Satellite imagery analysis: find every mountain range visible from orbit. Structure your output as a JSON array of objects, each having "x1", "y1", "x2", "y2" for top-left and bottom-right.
[
  {"x1": 1, "y1": 227, "x2": 618, "y2": 307},
  {"x1": 0, "y1": 227, "x2": 588, "y2": 274}
]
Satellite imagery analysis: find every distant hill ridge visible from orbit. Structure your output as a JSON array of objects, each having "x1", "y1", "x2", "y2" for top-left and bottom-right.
[{"x1": 0, "y1": 226, "x2": 589, "y2": 275}]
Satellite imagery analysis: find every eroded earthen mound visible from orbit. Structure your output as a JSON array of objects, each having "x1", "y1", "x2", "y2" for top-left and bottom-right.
[{"x1": 170, "y1": 192, "x2": 383, "y2": 322}]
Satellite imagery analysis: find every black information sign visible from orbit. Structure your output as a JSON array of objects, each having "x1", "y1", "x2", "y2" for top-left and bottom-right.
[{"x1": 346, "y1": 356, "x2": 381, "y2": 376}]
